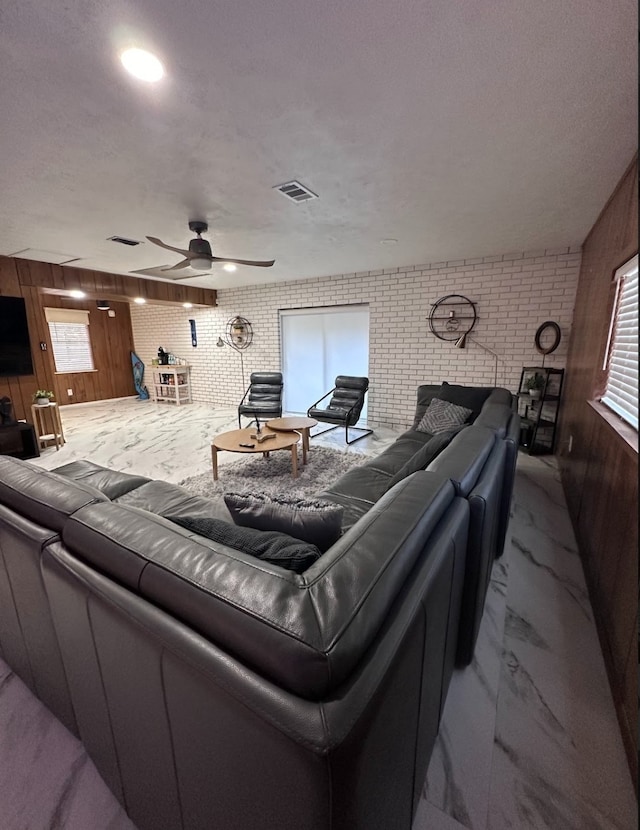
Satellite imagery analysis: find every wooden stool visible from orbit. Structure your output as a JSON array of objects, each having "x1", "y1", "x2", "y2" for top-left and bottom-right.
[{"x1": 31, "y1": 403, "x2": 65, "y2": 451}]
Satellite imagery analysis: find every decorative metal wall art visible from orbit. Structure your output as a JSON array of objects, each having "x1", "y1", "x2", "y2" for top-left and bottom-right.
[{"x1": 428, "y1": 294, "x2": 477, "y2": 341}]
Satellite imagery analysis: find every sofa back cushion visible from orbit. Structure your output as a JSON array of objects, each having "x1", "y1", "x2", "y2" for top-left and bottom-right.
[
  {"x1": 426, "y1": 426, "x2": 496, "y2": 497},
  {"x1": 61, "y1": 472, "x2": 457, "y2": 700},
  {"x1": 473, "y1": 402, "x2": 512, "y2": 438},
  {"x1": 411, "y1": 384, "x2": 442, "y2": 429},
  {"x1": 437, "y1": 383, "x2": 494, "y2": 420},
  {"x1": 52, "y1": 460, "x2": 150, "y2": 500},
  {"x1": 0, "y1": 456, "x2": 107, "y2": 532}
]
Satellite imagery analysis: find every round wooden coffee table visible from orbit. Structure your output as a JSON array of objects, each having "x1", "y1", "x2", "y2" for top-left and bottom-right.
[
  {"x1": 266, "y1": 417, "x2": 317, "y2": 465},
  {"x1": 211, "y1": 427, "x2": 300, "y2": 481}
]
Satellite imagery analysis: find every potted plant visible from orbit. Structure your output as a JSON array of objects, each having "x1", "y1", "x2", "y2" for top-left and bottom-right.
[
  {"x1": 524, "y1": 373, "x2": 545, "y2": 399},
  {"x1": 33, "y1": 389, "x2": 55, "y2": 406}
]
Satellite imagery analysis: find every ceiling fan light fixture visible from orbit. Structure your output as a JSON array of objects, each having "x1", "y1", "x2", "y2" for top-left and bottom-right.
[
  {"x1": 223, "y1": 263, "x2": 237, "y2": 272},
  {"x1": 190, "y1": 257, "x2": 212, "y2": 270},
  {"x1": 120, "y1": 48, "x2": 165, "y2": 82}
]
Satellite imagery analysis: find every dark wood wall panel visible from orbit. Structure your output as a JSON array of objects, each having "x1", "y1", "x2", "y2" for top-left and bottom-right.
[
  {"x1": 41, "y1": 294, "x2": 136, "y2": 405},
  {"x1": 557, "y1": 155, "x2": 638, "y2": 785},
  {"x1": 0, "y1": 255, "x2": 216, "y2": 420}
]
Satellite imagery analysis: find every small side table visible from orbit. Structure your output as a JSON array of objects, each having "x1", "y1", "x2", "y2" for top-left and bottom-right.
[
  {"x1": 266, "y1": 417, "x2": 318, "y2": 465},
  {"x1": 31, "y1": 403, "x2": 65, "y2": 451}
]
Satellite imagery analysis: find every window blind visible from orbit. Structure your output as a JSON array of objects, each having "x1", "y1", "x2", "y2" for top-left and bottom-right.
[
  {"x1": 44, "y1": 307, "x2": 90, "y2": 325},
  {"x1": 48, "y1": 321, "x2": 95, "y2": 373},
  {"x1": 601, "y1": 255, "x2": 638, "y2": 430}
]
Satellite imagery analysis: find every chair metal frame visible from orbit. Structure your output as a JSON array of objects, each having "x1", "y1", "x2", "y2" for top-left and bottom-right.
[{"x1": 307, "y1": 387, "x2": 373, "y2": 445}]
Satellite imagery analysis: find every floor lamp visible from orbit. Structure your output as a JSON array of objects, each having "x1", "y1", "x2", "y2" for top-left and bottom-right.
[{"x1": 454, "y1": 333, "x2": 499, "y2": 386}]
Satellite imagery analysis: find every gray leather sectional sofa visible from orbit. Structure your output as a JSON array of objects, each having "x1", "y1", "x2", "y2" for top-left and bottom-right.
[{"x1": 0, "y1": 383, "x2": 518, "y2": 830}]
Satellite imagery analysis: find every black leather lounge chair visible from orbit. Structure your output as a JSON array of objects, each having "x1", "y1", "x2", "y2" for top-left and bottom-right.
[
  {"x1": 307, "y1": 375, "x2": 373, "y2": 445},
  {"x1": 237, "y1": 372, "x2": 283, "y2": 428}
]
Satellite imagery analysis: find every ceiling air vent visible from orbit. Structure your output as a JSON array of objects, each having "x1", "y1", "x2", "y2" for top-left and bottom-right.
[
  {"x1": 274, "y1": 180, "x2": 318, "y2": 203},
  {"x1": 108, "y1": 235, "x2": 141, "y2": 246}
]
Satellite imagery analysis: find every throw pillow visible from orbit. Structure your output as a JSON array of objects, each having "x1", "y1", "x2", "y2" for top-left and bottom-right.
[
  {"x1": 223, "y1": 493, "x2": 344, "y2": 552},
  {"x1": 386, "y1": 425, "x2": 466, "y2": 489},
  {"x1": 416, "y1": 398, "x2": 472, "y2": 435},
  {"x1": 171, "y1": 515, "x2": 321, "y2": 574},
  {"x1": 438, "y1": 382, "x2": 493, "y2": 420}
]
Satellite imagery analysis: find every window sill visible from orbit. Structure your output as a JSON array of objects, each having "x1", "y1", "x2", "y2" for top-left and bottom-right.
[
  {"x1": 54, "y1": 370, "x2": 98, "y2": 374},
  {"x1": 588, "y1": 399, "x2": 638, "y2": 457}
]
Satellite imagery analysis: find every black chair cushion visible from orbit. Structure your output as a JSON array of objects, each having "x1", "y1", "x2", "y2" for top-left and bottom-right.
[{"x1": 239, "y1": 372, "x2": 283, "y2": 420}]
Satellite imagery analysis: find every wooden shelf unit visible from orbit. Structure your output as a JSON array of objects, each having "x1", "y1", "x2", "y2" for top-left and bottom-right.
[
  {"x1": 151, "y1": 365, "x2": 192, "y2": 405},
  {"x1": 517, "y1": 367, "x2": 565, "y2": 455}
]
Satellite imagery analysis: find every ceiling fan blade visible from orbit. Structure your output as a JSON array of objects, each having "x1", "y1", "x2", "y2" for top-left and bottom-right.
[
  {"x1": 210, "y1": 256, "x2": 276, "y2": 268},
  {"x1": 160, "y1": 259, "x2": 194, "y2": 271},
  {"x1": 146, "y1": 236, "x2": 193, "y2": 257}
]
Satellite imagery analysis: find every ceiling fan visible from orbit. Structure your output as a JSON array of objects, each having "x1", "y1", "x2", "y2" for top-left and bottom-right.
[{"x1": 137, "y1": 221, "x2": 275, "y2": 279}]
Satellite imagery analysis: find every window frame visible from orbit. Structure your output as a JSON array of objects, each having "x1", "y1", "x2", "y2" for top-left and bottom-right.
[
  {"x1": 598, "y1": 253, "x2": 638, "y2": 432},
  {"x1": 45, "y1": 308, "x2": 96, "y2": 374}
]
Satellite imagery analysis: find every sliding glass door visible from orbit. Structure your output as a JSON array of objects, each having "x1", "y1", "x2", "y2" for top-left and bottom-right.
[{"x1": 280, "y1": 305, "x2": 370, "y2": 417}]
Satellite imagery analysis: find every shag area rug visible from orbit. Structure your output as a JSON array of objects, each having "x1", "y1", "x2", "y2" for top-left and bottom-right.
[{"x1": 179, "y1": 446, "x2": 366, "y2": 500}]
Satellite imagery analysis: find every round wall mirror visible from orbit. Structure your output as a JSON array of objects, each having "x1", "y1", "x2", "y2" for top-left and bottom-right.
[{"x1": 534, "y1": 321, "x2": 561, "y2": 355}]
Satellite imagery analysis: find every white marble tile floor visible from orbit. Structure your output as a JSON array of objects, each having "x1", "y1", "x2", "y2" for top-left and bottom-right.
[{"x1": 3, "y1": 399, "x2": 636, "y2": 829}]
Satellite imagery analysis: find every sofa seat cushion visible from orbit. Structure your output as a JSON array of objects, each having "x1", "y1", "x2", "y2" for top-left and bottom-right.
[
  {"x1": 223, "y1": 493, "x2": 343, "y2": 552},
  {"x1": 386, "y1": 427, "x2": 465, "y2": 490},
  {"x1": 115, "y1": 480, "x2": 233, "y2": 523},
  {"x1": 52, "y1": 460, "x2": 151, "y2": 500},
  {"x1": 320, "y1": 465, "x2": 393, "y2": 506},
  {"x1": 359, "y1": 438, "x2": 429, "y2": 477},
  {"x1": 171, "y1": 514, "x2": 321, "y2": 573}
]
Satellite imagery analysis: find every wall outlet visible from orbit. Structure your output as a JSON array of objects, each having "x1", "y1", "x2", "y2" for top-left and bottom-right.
[
  {"x1": 67, "y1": 388, "x2": 73, "y2": 397},
  {"x1": 568, "y1": 434, "x2": 573, "y2": 453}
]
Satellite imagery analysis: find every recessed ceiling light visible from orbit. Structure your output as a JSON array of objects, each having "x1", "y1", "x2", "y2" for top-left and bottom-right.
[
  {"x1": 183, "y1": 302, "x2": 193, "y2": 308},
  {"x1": 380, "y1": 238, "x2": 398, "y2": 245},
  {"x1": 120, "y1": 48, "x2": 165, "y2": 82},
  {"x1": 223, "y1": 263, "x2": 237, "y2": 272},
  {"x1": 69, "y1": 290, "x2": 86, "y2": 299},
  {"x1": 133, "y1": 297, "x2": 146, "y2": 304}
]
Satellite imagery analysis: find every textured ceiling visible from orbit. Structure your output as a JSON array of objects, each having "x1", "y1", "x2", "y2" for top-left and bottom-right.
[{"x1": 0, "y1": 0, "x2": 637, "y2": 289}]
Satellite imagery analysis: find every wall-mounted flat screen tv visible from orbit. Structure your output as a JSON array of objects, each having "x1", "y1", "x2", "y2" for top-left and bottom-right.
[{"x1": 0, "y1": 296, "x2": 35, "y2": 377}]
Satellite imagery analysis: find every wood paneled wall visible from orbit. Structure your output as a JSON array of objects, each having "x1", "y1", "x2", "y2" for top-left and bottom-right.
[
  {"x1": 557, "y1": 156, "x2": 638, "y2": 785},
  {"x1": 42, "y1": 294, "x2": 136, "y2": 406},
  {"x1": 0, "y1": 256, "x2": 216, "y2": 420}
]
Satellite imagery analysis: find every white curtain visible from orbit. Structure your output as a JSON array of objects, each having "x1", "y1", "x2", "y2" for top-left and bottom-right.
[{"x1": 280, "y1": 305, "x2": 370, "y2": 416}]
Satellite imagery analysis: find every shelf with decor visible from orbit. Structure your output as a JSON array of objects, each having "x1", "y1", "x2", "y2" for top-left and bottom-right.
[
  {"x1": 517, "y1": 367, "x2": 565, "y2": 455},
  {"x1": 151, "y1": 365, "x2": 192, "y2": 405}
]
